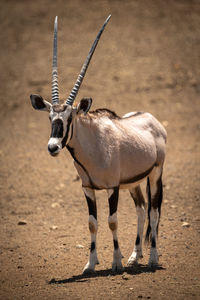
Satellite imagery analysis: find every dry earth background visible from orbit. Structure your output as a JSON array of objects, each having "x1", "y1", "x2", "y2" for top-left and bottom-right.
[{"x1": 0, "y1": 0, "x2": 200, "y2": 299}]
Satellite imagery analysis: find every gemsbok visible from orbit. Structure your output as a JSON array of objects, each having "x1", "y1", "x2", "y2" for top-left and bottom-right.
[{"x1": 30, "y1": 15, "x2": 167, "y2": 273}]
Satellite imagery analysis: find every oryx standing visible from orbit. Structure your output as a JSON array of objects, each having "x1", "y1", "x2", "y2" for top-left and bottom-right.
[{"x1": 30, "y1": 16, "x2": 167, "y2": 273}]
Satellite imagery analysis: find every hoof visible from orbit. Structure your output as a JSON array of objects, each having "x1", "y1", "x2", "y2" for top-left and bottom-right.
[
  {"x1": 148, "y1": 262, "x2": 158, "y2": 268},
  {"x1": 148, "y1": 248, "x2": 159, "y2": 267},
  {"x1": 127, "y1": 251, "x2": 143, "y2": 266},
  {"x1": 83, "y1": 258, "x2": 99, "y2": 274},
  {"x1": 83, "y1": 268, "x2": 96, "y2": 275},
  {"x1": 112, "y1": 261, "x2": 124, "y2": 273}
]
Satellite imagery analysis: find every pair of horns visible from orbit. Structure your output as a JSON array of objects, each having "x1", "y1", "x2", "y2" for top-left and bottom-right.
[{"x1": 52, "y1": 15, "x2": 111, "y2": 106}]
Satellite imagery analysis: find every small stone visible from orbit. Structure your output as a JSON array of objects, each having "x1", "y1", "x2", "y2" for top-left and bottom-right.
[
  {"x1": 76, "y1": 244, "x2": 84, "y2": 249},
  {"x1": 50, "y1": 225, "x2": 58, "y2": 230},
  {"x1": 73, "y1": 175, "x2": 80, "y2": 182},
  {"x1": 129, "y1": 288, "x2": 134, "y2": 290},
  {"x1": 122, "y1": 274, "x2": 130, "y2": 280},
  {"x1": 162, "y1": 121, "x2": 168, "y2": 127},
  {"x1": 18, "y1": 221, "x2": 27, "y2": 225},
  {"x1": 182, "y1": 222, "x2": 190, "y2": 228},
  {"x1": 17, "y1": 265, "x2": 23, "y2": 269},
  {"x1": 51, "y1": 202, "x2": 60, "y2": 208},
  {"x1": 170, "y1": 205, "x2": 177, "y2": 209}
]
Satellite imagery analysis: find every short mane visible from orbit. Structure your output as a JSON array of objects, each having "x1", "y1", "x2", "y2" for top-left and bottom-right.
[{"x1": 90, "y1": 108, "x2": 121, "y2": 119}]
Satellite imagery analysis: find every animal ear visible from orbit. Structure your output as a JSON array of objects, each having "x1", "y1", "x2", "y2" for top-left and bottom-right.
[
  {"x1": 30, "y1": 94, "x2": 52, "y2": 112},
  {"x1": 77, "y1": 98, "x2": 92, "y2": 115}
]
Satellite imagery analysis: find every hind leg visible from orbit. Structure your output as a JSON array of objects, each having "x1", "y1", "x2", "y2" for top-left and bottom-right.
[
  {"x1": 127, "y1": 185, "x2": 146, "y2": 265},
  {"x1": 146, "y1": 165, "x2": 163, "y2": 266}
]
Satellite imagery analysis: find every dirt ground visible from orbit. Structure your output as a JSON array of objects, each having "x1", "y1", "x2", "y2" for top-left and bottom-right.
[{"x1": 0, "y1": 0, "x2": 200, "y2": 299}]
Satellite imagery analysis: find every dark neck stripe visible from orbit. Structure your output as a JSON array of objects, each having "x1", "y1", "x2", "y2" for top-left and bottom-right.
[{"x1": 66, "y1": 145, "x2": 100, "y2": 189}]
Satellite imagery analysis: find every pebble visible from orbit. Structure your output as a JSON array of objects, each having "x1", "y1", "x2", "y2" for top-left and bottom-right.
[
  {"x1": 18, "y1": 221, "x2": 27, "y2": 225},
  {"x1": 170, "y1": 205, "x2": 177, "y2": 209},
  {"x1": 122, "y1": 274, "x2": 130, "y2": 280},
  {"x1": 182, "y1": 222, "x2": 190, "y2": 228},
  {"x1": 50, "y1": 225, "x2": 58, "y2": 230},
  {"x1": 17, "y1": 265, "x2": 23, "y2": 269},
  {"x1": 76, "y1": 244, "x2": 84, "y2": 249},
  {"x1": 51, "y1": 202, "x2": 60, "y2": 208},
  {"x1": 162, "y1": 120, "x2": 168, "y2": 127}
]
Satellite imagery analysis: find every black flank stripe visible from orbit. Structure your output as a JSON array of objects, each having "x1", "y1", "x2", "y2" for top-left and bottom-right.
[{"x1": 120, "y1": 165, "x2": 155, "y2": 185}]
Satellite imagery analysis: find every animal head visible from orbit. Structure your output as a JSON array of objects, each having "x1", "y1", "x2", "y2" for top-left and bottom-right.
[{"x1": 30, "y1": 15, "x2": 111, "y2": 156}]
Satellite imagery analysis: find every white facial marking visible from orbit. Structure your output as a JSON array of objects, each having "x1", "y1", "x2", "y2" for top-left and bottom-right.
[
  {"x1": 48, "y1": 137, "x2": 62, "y2": 155},
  {"x1": 48, "y1": 106, "x2": 73, "y2": 155}
]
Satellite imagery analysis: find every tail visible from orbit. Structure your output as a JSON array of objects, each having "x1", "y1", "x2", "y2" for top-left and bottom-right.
[
  {"x1": 145, "y1": 177, "x2": 151, "y2": 244},
  {"x1": 145, "y1": 176, "x2": 163, "y2": 244}
]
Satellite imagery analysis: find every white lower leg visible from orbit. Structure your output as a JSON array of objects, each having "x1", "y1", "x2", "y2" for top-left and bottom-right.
[
  {"x1": 128, "y1": 205, "x2": 145, "y2": 265},
  {"x1": 83, "y1": 215, "x2": 99, "y2": 273},
  {"x1": 108, "y1": 213, "x2": 123, "y2": 272},
  {"x1": 149, "y1": 208, "x2": 159, "y2": 266}
]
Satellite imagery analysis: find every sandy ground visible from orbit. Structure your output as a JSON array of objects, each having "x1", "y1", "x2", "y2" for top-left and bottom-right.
[{"x1": 0, "y1": 0, "x2": 200, "y2": 299}]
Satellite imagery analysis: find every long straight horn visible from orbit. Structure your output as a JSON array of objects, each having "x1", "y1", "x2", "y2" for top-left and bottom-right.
[
  {"x1": 52, "y1": 16, "x2": 59, "y2": 105},
  {"x1": 66, "y1": 15, "x2": 111, "y2": 106}
]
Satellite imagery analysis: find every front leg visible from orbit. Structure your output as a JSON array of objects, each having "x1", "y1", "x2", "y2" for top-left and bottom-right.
[
  {"x1": 82, "y1": 187, "x2": 99, "y2": 274},
  {"x1": 107, "y1": 187, "x2": 123, "y2": 272},
  {"x1": 128, "y1": 186, "x2": 146, "y2": 265}
]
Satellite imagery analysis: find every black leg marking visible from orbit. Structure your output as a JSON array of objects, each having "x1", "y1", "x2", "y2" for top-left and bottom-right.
[
  {"x1": 108, "y1": 187, "x2": 119, "y2": 216},
  {"x1": 130, "y1": 186, "x2": 145, "y2": 207},
  {"x1": 90, "y1": 242, "x2": 95, "y2": 252},
  {"x1": 85, "y1": 195, "x2": 97, "y2": 219},
  {"x1": 113, "y1": 240, "x2": 119, "y2": 250},
  {"x1": 135, "y1": 235, "x2": 140, "y2": 246},
  {"x1": 151, "y1": 237, "x2": 156, "y2": 248},
  {"x1": 145, "y1": 174, "x2": 163, "y2": 243}
]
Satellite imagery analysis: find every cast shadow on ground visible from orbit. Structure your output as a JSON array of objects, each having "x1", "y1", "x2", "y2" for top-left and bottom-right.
[{"x1": 48, "y1": 264, "x2": 165, "y2": 284}]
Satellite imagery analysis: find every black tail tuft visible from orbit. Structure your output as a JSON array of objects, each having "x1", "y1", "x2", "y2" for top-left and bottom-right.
[{"x1": 156, "y1": 176, "x2": 163, "y2": 234}]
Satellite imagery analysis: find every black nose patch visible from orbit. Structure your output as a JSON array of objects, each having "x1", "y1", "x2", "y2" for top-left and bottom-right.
[{"x1": 51, "y1": 119, "x2": 63, "y2": 138}]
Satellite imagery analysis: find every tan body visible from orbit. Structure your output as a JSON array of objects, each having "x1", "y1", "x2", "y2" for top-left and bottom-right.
[
  {"x1": 68, "y1": 111, "x2": 167, "y2": 190},
  {"x1": 30, "y1": 16, "x2": 167, "y2": 273}
]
